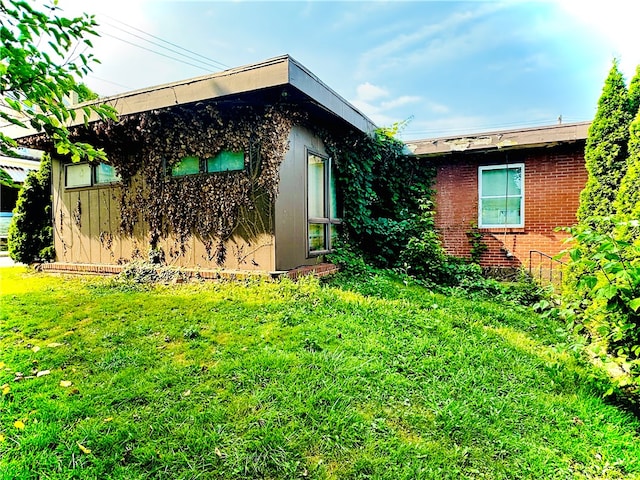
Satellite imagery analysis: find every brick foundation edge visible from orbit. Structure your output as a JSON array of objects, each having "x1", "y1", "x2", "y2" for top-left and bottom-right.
[{"x1": 37, "y1": 262, "x2": 340, "y2": 281}]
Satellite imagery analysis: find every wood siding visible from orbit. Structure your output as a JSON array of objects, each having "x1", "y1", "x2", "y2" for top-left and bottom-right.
[
  {"x1": 51, "y1": 159, "x2": 276, "y2": 271},
  {"x1": 274, "y1": 125, "x2": 329, "y2": 271}
]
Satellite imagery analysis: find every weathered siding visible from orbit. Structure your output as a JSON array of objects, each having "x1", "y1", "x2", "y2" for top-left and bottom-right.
[
  {"x1": 432, "y1": 143, "x2": 587, "y2": 269},
  {"x1": 274, "y1": 125, "x2": 328, "y2": 271},
  {"x1": 51, "y1": 159, "x2": 276, "y2": 271}
]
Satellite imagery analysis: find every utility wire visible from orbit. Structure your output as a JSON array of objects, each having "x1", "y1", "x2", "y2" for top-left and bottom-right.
[
  {"x1": 101, "y1": 14, "x2": 229, "y2": 70},
  {"x1": 87, "y1": 75, "x2": 134, "y2": 91},
  {"x1": 101, "y1": 21, "x2": 226, "y2": 72},
  {"x1": 101, "y1": 32, "x2": 213, "y2": 73},
  {"x1": 400, "y1": 117, "x2": 589, "y2": 138}
]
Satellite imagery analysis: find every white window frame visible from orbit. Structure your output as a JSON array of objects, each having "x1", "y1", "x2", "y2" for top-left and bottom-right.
[{"x1": 478, "y1": 163, "x2": 524, "y2": 228}]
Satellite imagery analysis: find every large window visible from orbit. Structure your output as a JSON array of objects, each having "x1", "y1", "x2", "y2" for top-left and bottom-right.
[
  {"x1": 65, "y1": 163, "x2": 120, "y2": 188},
  {"x1": 478, "y1": 164, "x2": 524, "y2": 228},
  {"x1": 170, "y1": 151, "x2": 245, "y2": 177},
  {"x1": 308, "y1": 151, "x2": 340, "y2": 254}
]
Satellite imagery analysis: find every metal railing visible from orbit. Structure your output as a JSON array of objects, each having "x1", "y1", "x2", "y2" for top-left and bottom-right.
[{"x1": 529, "y1": 250, "x2": 565, "y2": 285}]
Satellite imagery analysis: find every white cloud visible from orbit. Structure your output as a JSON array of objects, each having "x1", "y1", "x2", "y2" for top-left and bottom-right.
[
  {"x1": 351, "y1": 84, "x2": 424, "y2": 127},
  {"x1": 356, "y1": 2, "x2": 505, "y2": 77},
  {"x1": 356, "y1": 82, "x2": 389, "y2": 102},
  {"x1": 381, "y1": 95, "x2": 421, "y2": 110}
]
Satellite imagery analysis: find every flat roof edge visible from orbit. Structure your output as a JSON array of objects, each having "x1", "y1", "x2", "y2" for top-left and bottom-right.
[
  {"x1": 7, "y1": 54, "x2": 375, "y2": 140},
  {"x1": 287, "y1": 57, "x2": 377, "y2": 135},
  {"x1": 407, "y1": 121, "x2": 591, "y2": 157}
]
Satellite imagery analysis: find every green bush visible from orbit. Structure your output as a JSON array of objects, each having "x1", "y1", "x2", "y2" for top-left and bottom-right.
[
  {"x1": 398, "y1": 198, "x2": 450, "y2": 285},
  {"x1": 329, "y1": 125, "x2": 436, "y2": 269},
  {"x1": 563, "y1": 219, "x2": 640, "y2": 385},
  {"x1": 7, "y1": 154, "x2": 54, "y2": 263}
]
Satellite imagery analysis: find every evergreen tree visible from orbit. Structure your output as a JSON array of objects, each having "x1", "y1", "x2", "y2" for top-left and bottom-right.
[
  {"x1": 616, "y1": 110, "x2": 640, "y2": 219},
  {"x1": 577, "y1": 59, "x2": 632, "y2": 224},
  {"x1": 629, "y1": 65, "x2": 640, "y2": 117},
  {"x1": 7, "y1": 154, "x2": 54, "y2": 263}
]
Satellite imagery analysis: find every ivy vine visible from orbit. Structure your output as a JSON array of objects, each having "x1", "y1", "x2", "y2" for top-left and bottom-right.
[{"x1": 27, "y1": 102, "x2": 303, "y2": 265}]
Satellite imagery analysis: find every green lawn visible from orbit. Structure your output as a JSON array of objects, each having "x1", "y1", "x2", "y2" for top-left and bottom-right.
[{"x1": 1, "y1": 267, "x2": 639, "y2": 479}]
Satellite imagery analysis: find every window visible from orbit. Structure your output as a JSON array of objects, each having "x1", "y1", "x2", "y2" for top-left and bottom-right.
[
  {"x1": 170, "y1": 151, "x2": 245, "y2": 177},
  {"x1": 95, "y1": 163, "x2": 121, "y2": 184},
  {"x1": 207, "y1": 151, "x2": 244, "y2": 173},
  {"x1": 65, "y1": 163, "x2": 92, "y2": 188},
  {"x1": 65, "y1": 163, "x2": 121, "y2": 188},
  {"x1": 478, "y1": 164, "x2": 524, "y2": 228},
  {"x1": 171, "y1": 156, "x2": 200, "y2": 177},
  {"x1": 307, "y1": 151, "x2": 340, "y2": 254}
]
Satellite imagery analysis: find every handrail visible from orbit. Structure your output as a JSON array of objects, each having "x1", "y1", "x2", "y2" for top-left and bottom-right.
[{"x1": 529, "y1": 250, "x2": 565, "y2": 285}]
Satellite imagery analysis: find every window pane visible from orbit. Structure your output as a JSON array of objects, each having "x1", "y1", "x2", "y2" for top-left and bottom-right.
[
  {"x1": 95, "y1": 163, "x2": 121, "y2": 184},
  {"x1": 506, "y1": 167, "x2": 522, "y2": 195},
  {"x1": 329, "y1": 164, "x2": 338, "y2": 220},
  {"x1": 481, "y1": 197, "x2": 522, "y2": 226},
  {"x1": 308, "y1": 154, "x2": 325, "y2": 218},
  {"x1": 482, "y1": 167, "x2": 522, "y2": 196},
  {"x1": 66, "y1": 163, "x2": 92, "y2": 187},
  {"x1": 330, "y1": 223, "x2": 340, "y2": 248},
  {"x1": 207, "y1": 151, "x2": 244, "y2": 173},
  {"x1": 309, "y1": 223, "x2": 326, "y2": 251},
  {"x1": 481, "y1": 168, "x2": 506, "y2": 196},
  {"x1": 172, "y1": 156, "x2": 200, "y2": 176}
]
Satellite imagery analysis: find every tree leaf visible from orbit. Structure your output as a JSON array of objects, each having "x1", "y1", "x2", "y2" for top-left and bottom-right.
[
  {"x1": 629, "y1": 297, "x2": 640, "y2": 312},
  {"x1": 77, "y1": 443, "x2": 91, "y2": 454}
]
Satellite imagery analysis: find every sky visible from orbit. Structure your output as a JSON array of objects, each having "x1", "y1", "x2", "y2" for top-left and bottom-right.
[{"x1": 55, "y1": 0, "x2": 640, "y2": 141}]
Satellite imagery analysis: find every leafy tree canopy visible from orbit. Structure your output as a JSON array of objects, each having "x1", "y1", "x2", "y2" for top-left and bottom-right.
[{"x1": 0, "y1": 0, "x2": 117, "y2": 162}]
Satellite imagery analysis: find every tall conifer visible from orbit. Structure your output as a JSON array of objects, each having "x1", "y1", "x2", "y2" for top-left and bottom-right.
[
  {"x1": 577, "y1": 59, "x2": 632, "y2": 224},
  {"x1": 615, "y1": 111, "x2": 640, "y2": 219},
  {"x1": 628, "y1": 65, "x2": 640, "y2": 117}
]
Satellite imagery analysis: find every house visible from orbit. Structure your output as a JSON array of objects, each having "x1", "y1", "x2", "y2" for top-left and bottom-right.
[
  {"x1": 11, "y1": 55, "x2": 376, "y2": 276},
  {"x1": 407, "y1": 121, "x2": 590, "y2": 278},
  {"x1": 0, "y1": 148, "x2": 42, "y2": 247}
]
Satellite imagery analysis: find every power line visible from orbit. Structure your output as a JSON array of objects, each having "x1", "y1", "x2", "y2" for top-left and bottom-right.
[
  {"x1": 87, "y1": 75, "x2": 134, "y2": 91},
  {"x1": 100, "y1": 14, "x2": 229, "y2": 70},
  {"x1": 399, "y1": 117, "x2": 591, "y2": 138},
  {"x1": 101, "y1": 21, "x2": 227, "y2": 73},
  {"x1": 101, "y1": 32, "x2": 214, "y2": 73}
]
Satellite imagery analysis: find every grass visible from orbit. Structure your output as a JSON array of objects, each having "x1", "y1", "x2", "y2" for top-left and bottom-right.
[{"x1": 1, "y1": 266, "x2": 639, "y2": 479}]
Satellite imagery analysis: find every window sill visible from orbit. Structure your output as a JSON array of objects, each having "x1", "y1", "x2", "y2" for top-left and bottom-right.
[{"x1": 479, "y1": 227, "x2": 525, "y2": 234}]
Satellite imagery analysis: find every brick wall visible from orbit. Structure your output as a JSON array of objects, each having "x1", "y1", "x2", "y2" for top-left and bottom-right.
[{"x1": 432, "y1": 143, "x2": 587, "y2": 269}]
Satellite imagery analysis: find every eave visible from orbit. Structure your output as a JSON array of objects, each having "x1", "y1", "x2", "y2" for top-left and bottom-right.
[
  {"x1": 7, "y1": 55, "x2": 376, "y2": 141},
  {"x1": 406, "y1": 121, "x2": 590, "y2": 158}
]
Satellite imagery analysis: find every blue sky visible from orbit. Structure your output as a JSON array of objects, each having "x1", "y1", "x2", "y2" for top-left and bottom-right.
[{"x1": 60, "y1": 1, "x2": 640, "y2": 140}]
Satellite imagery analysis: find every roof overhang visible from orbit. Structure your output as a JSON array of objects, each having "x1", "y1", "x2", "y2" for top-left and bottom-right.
[
  {"x1": 8, "y1": 55, "x2": 376, "y2": 141},
  {"x1": 0, "y1": 149, "x2": 42, "y2": 183},
  {"x1": 406, "y1": 121, "x2": 590, "y2": 157}
]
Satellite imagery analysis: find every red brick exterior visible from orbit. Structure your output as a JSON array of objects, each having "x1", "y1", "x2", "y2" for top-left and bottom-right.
[{"x1": 432, "y1": 143, "x2": 587, "y2": 270}]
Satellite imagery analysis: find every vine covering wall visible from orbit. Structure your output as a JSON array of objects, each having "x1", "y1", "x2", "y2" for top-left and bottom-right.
[{"x1": 70, "y1": 102, "x2": 303, "y2": 265}]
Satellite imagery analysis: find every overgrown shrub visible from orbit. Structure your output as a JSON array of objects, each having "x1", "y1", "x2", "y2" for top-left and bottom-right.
[
  {"x1": 398, "y1": 198, "x2": 450, "y2": 285},
  {"x1": 328, "y1": 124, "x2": 436, "y2": 269},
  {"x1": 562, "y1": 220, "x2": 640, "y2": 386},
  {"x1": 7, "y1": 154, "x2": 54, "y2": 263}
]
